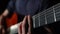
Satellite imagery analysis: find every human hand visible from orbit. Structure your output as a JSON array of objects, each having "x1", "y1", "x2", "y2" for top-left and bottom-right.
[{"x1": 18, "y1": 15, "x2": 31, "y2": 34}]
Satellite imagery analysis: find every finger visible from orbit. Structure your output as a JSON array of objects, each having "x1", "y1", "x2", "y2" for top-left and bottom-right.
[
  {"x1": 18, "y1": 22, "x2": 22, "y2": 34},
  {"x1": 22, "y1": 16, "x2": 27, "y2": 34},
  {"x1": 28, "y1": 15, "x2": 31, "y2": 34},
  {"x1": 22, "y1": 16, "x2": 27, "y2": 25}
]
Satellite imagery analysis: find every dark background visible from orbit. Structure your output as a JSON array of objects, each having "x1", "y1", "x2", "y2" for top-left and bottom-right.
[{"x1": 0, "y1": 0, "x2": 10, "y2": 15}]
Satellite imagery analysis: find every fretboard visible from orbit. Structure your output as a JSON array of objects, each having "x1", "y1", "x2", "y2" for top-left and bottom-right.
[{"x1": 32, "y1": 3, "x2": 60, "y2": 28}]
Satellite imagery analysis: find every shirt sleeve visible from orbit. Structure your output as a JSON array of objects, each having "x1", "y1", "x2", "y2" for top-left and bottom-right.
[
  {"x1": 7, "y1": 0, "x2": 15, "y2": 12},
  {"x1": 6, "y1": 0, "x2": 15, "y2": 17}
]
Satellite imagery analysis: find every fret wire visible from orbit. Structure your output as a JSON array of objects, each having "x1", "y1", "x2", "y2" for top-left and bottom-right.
[
  {"x1": 38, "y1": 8, "x2": 41, "y2": 27},
  {"x1": 38, "y1": 7, "x2": 41, "y2": 27},
  {"x1": 34, "y1": 16, "x2": 40, "y2": 28},
  {"x1": 34, "y1": 18, "x2": 35, "y2": 27},
  {"x1": 39, "y1": 15, "x2": 40, "y2": 27},
  {"x1": 53, "y1": 6, "x2": 56, "y2": 22},
  {"x1": 33, "y1": 17, "x2": 35, "y2": 28},
  {"x1": 45, "y1": 14, "x2": 47, "y2": 24}
]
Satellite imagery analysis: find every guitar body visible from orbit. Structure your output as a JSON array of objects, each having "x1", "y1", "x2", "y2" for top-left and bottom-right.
[{"x1": 6, "y1": 12, "x2": 18, "y2": 28}]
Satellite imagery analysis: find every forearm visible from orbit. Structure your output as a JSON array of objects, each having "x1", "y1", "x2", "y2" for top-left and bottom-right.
[{"x1": 0, "y1": 9, "x2": 9, "y2": 29}]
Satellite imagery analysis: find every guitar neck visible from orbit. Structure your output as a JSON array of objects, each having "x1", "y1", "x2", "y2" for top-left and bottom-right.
[{"x1": 32, "y1": 3, "x2": 60, "y2": 28}]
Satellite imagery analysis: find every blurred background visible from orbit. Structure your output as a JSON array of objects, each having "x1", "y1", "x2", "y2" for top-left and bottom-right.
[{"x1": 0, "y1": 0, "x2": 60, "y2": 34}]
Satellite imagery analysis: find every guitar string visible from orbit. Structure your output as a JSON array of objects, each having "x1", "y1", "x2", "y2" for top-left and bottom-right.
[
  {"x1": 33, "y1": 3, "x2": 60, "y2": 28},
  {"x1": 35, "y1": 6, "x2": 60, "y2": 17}
]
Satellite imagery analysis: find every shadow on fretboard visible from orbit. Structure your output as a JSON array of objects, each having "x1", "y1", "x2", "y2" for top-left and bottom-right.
[{"x1": 32, "y1": 21, "x2": 60, "y2": 34}]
